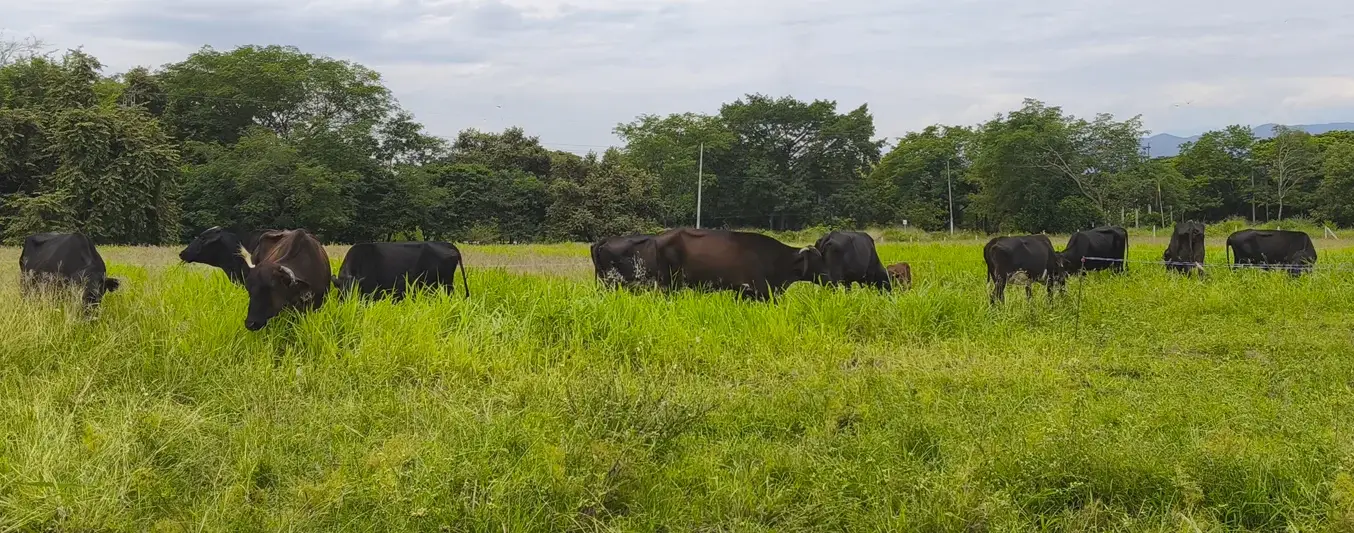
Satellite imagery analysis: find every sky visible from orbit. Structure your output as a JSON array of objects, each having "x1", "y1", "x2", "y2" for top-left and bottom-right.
[{"x1": 4, "y1": 0, "x2": 1354, "y2": 152}]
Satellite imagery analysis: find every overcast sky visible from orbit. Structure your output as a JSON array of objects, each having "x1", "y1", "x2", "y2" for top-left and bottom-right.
[{"x1": 5, "y1": 0, "x2": 1353, "y2": 151}]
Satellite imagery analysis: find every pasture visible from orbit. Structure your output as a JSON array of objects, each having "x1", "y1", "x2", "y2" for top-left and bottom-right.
[{"x1": 4, "y1": 236, "x2": 1354, "y2": 531}]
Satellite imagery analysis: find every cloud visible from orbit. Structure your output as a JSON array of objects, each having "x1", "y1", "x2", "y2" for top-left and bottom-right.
[{"x1": 2, "y1": 0, "x2": 1353, "y2": 148}]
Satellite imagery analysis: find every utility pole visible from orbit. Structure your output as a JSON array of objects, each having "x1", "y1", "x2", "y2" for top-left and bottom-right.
[
  {"x1": 946, "y1": 158, "x2": 954, "y2": 234},
  {"x1": 696, "y1": 143, "x2": 704, "y2": 229}
]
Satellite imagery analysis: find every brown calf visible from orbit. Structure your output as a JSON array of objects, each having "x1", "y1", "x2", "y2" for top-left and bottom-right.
[{"x1": 885, "y1": 262, "x2": 912, "y2": 289}]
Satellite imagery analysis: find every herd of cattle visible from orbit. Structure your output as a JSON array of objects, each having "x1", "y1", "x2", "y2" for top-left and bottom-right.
[{"x1": 14, "y1": 222, "x2": 1319, "y2": 330}]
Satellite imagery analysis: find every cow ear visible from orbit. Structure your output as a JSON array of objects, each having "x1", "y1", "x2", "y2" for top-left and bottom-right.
[
  {"x1": 104, "y1": 278, "x2": 121, "y2": 292},
  {"x1": 279, "y1": 265, "x2": 299, "y2": 286}
]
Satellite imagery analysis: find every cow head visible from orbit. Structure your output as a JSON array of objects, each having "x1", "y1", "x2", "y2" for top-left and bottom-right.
[
  {"x1": 81, "y1": 275, "x2": 121, "y2": 308},
  {"x1": 240, "y1": 246, "x2": 309, "y2": 331},
  {"x1": 795, "y1": 246, "x2": 827, "y2": 282},
  {"x1": 180, "y1": 226, "x2": 249, "y2": 282}
]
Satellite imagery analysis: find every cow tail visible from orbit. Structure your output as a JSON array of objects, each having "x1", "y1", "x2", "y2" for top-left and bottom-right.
[{"x1": 458, "y1": 258, "x2": 471, "y2": 298}]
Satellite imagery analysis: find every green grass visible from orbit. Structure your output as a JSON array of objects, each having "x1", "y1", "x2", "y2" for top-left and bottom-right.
[{"x1": 4, "y1": 238, "x2": 1354, "y2": 531}]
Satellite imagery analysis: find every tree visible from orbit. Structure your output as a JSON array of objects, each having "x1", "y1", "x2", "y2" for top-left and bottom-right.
[
  {"x1": 544, "y1": 149, "x2": 661, "y2": 241},
  {"x1": 1255, "y1": 126, "x2": 1319, "y2": 220},
  {"x1": 614, "y1": 112, "x2": 735, "y2": 226},
  {"x1": 709, "y1": 94, "x2": 881, "y2": 229},
  {"x1": 1313, "y1": 141, "x2": 1354, "y2": 225},
  {"x1": 0, "y1": 50, "x2": 180, "y2": 244},
  {"x1": 1173, "y1": 125, "x2": 1258, "y2": 220},
  {"x1": 448, "y1": 127, "x2": 554, "y2": 177},
  {"x1": 1040, "y1": 111, "x2": 1146, "y2": 217},
  {"x1": 180, "y1": 128, "x2": 354, "y2": 238},
  {"x1": 864, "y1": 125, "x2": 973, "y2": 230},
  {"x1": 968, "y1": 100, "x2": 1082, "y2": 232},
  {"x1": 158, "y1": 45, "x2": 396, "y2": 145},
  {"x1": 0, "y1": 32, "x2": 49, "y2": 68}
]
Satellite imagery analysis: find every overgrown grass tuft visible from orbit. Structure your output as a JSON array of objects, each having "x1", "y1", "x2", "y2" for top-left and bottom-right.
[{"x1": 3, "y1": 240, "x2": 1354, "y2": 531}]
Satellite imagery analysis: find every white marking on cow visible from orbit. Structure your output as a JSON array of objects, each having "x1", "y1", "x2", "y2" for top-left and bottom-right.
[
  {"x1": 238, "y1": 245, "x2": 255, "y2": 268},
  {"x1": 279, "y1": 265, "x2": 297, "y2": 285}
]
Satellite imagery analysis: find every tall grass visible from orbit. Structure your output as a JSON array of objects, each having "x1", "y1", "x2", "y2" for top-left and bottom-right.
[{"x1": 3, "y1": 240, "x2": 1354, "y2": 531}]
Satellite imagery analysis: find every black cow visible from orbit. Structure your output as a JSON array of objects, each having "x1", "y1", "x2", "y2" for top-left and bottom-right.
[
  {"x1": 814, "y1": 230, "x2": 891, "y2": 290},
  {"x1": 590, "y1": 234, "x2": 659, "y2": 289},
  {"x1": 1163, "y1": 221, "x2": 1206, "y2": 275},
  {"x1": 652, "y1": 228, "x2": 826, "y2": 301},
  {"x1": 19, "y1": 232, "x2": 121, "y2": 308},
  {"x1": 1060, "y1": 225, "x2": 1128, "y2": 274},
  {"x1": 983, "y1": 234, "x2": 1065, "y2": 304},
  {"x1": 240, "y1": 229, "x2": 332, "y2": 331},
  {"x1": 335, "y1": 241, "x2": 469, "y2": 300},
  {"x1": 1226, "y1": 229, "x2": 1317, "y2": 276},
  {"x1": 180, "y1": 227, "x2": 250, "y2": 283}
]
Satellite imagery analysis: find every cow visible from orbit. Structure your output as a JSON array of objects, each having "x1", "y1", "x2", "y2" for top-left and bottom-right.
[
  {"x1": 590, "y1": 234, "x2": 659, "y2": 289},
  {"x1": 885, "y1": 262, "x2": 912, "y2": 290},
  {"x1": 180, "y1": 226, "x2": 253, "y2": 283},
  {"x1": 1225, "y1": 229, "x2": 1317, "y2": 276},
  {"x1": 19, "y1": 232, "x2": 121, "y2": 309},
  {"x1": 813, "y1": 230, "x2": 891, "y2": 291},
  {"x1": 1163, "y1": 221, "x2": 1206, "y2": 275},
  {"x1": 651, "y1": 228, "x2": 826, "y2": 301},
  {"x1": 1060, "y1": 225, "x2": 1128, "y2": 275},
  {"x1": 335, "y1": 241, "x2": 469, "y2": 300},
  {"x1": 239, "y1": 229, "x2": 332, "y2": 331},
  {"x1": 983, "y1": 234, "x2": 1065, "y2": 304}
]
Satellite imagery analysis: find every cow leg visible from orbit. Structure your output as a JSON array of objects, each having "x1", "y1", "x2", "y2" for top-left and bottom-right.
[
  {"x1": 1025, "y1": 280, "x2": 1034, "y2": 300},
  {"x1": 991, "y1": 275, "x2": 1006, "y2": 305}
]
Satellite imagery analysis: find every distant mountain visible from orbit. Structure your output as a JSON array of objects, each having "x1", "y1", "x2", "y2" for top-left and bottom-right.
[{"x1": 1142, "y1": 123, "x2": 1354, "y2": 157}]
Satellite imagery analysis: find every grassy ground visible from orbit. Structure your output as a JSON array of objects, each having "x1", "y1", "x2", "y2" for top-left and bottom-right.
[{"x1": 4, "y1": 236, "x2": 1354, "y2": 531}]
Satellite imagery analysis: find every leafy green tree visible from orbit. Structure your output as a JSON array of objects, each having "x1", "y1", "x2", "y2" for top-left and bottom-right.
[
  {"x1": 864, "y1": 125, "x2": 973, "y2": 230},
  {"x1": 180, "y1": 128, "x2": 354, "y2": 238},
  {"x1": 545, "y1": 148, "x2": 661, "y2": 241},
  {"x1": 614, "y1": 112, "x2": 735, "y2": 226},
  {"x1": 158, "y1": 45, "x2": 394, "y2": 145},
  {"x1": 420, "y1": 163, "x2": 547, "y2": 242},
  {"x1": 968, "y1": 100, "x2": 1081, "y2": 232},
  {"x1": 448, "y1": 127, "x2": 554, "y2": 177},
  {"x1": 0, "y1": 50, "x2": 180, "y2": 244},
  {"x1": 1173, "y1": 125, "x2": 1258, "y2": 220},
  {"x1": 709, "y1": 94, "x2": 881, "y2": 229},
  {"x1": 1313, "y1": 141, "x2": 1354, "y2": 225}
]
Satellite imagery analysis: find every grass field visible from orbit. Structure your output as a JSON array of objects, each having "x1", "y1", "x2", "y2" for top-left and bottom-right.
[{"x1": 4, "y1": 235, "x2": 1354, "y2": 531}]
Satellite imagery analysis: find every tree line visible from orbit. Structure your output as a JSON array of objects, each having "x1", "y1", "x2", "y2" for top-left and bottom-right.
[{"x1": 3, "y1": 42, "x2": 1353, "y2": 245}]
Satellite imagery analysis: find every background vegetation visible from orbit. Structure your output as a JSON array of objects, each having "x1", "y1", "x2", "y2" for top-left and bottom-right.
[{"x1": 5, "y1": 42, "x2": 1354, "y2": 245}]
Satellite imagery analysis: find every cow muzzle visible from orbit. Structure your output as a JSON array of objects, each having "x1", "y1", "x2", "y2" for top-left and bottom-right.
[{"x1": 245, "y1": 319, "x2": 267, "y2": 331}]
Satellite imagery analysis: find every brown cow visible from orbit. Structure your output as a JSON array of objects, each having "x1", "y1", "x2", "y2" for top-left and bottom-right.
[
  {"x1": 652, "y1": 228, "x2": 826, "y2": 301},
  {"x1": 885, "y1": 262, "x2": 912, "y2": 289},
  {"x1": 239, "y1": 229, "x2": 332, "y2": 330}
]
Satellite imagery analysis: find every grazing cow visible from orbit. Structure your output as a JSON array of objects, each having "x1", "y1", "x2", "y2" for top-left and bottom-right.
[
  {"x1": 19, "y1": 232, "x2": 121, "y2": 308},
  {"x1": 1061, "y1": 225, "x2": 1128, "y2": 274},
  {"x1": 1163, "y1": 221, "x2": 1206, "y2": 275},
  {"x1": 813, "y1": 230, "x2": 891, "y2": 290},
  {"x1": 983, "y1": 234, "x2": 1065, "y2": 304},
  {"x1": 652, "y1": 228, "x2": 826, "y2": 300},
  {"x1": 335, "y1": 241, "x2": 469, "y2": 300},
  {"x1": 180, "y1": 226, "x2": 253, "y2": 283},
  {"x1": 240, "y1": 229, "x2": 332, "y2": 331},
  {"x1": 1225, "y1": 229, "x2": 1317, "y2": 276},
  {"x1": 885, "y1": 262, "x2": 912, "y2": 289},
  {"x1": 590, "y1": 234, "x2": 659, "y2": 289}
]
